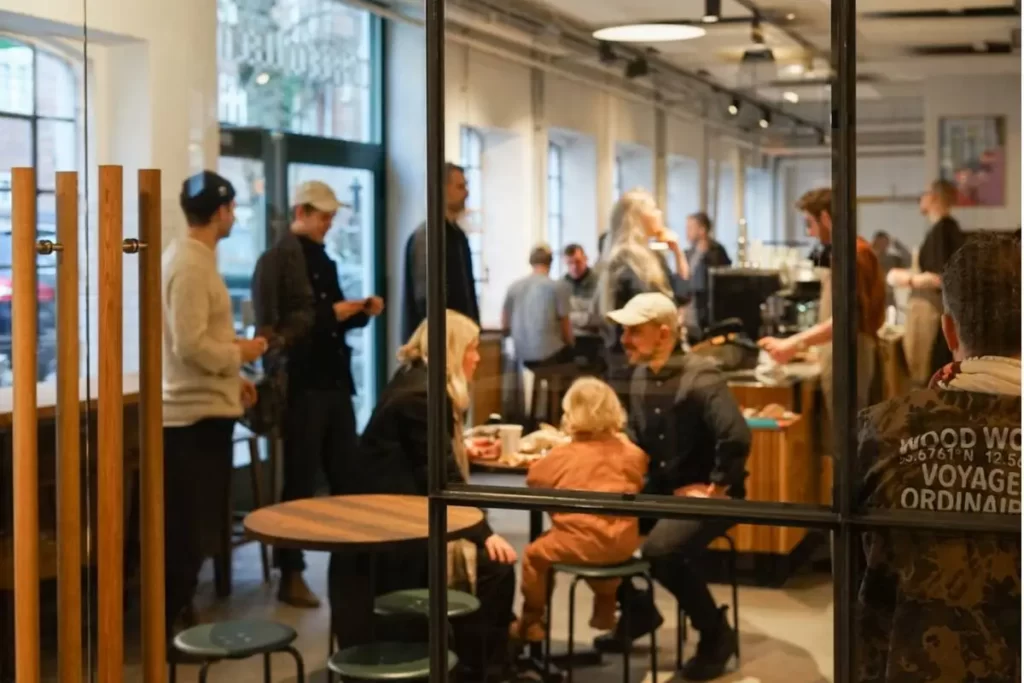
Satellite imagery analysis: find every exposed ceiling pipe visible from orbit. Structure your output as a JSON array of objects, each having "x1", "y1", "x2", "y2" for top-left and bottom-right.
[
  {"x1": 343, "y1": 0, "x2": 763, "y2": 146},
  {"x1": 446, "y1": 0, "x2": 828, "y2": 135},
  {"x1": 764, "y1": 144, "x2": 924, "y2": 157}
]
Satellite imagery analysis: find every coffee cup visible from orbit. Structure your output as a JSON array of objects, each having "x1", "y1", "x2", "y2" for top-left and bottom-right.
[{"x1": 498, "y1": 424, "x2": 524, "y2": 456}]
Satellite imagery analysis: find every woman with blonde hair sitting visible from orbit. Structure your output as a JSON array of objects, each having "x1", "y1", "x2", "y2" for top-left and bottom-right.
[
  {"x1": 513, "y1": 376, "x2": 648, "y2": 642},
  {"x1": 328, "y1": 310, "x2": 518, "y2": 681}
]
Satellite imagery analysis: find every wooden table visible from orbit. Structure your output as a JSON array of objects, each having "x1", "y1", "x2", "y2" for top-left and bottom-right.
[
  {"x1": 245, "y1": 495, "x2": 485, "y2": 681},
  {"x1": 244, "y1": 494, "x2": 485, "y2": 552}
]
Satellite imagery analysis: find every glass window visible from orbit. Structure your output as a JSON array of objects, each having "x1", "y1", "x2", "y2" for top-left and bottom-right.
[
  {"x1": 613, "y1": 154, "x2": 624, "y2": 199},
  {"x1": 546, "y1": 141, "x2": 563, "y2": 272},
  {"x1": 0, "y1": 39, "x2": 78, "y2": 388},
  {"x1": 460, "y1": 126, "x2": 485, "y2": 293},
  {"x1": 715, "y1": 163, "x2": 737, "y2": 257},
  {"x1": 217, "y1": 0, "x2": 376, "y2": 143},
  {"x1": 744, "y1": 166, "x2": 773, "y2": 247}
]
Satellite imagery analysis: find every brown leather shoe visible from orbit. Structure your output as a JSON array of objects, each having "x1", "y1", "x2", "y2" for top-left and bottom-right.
[{"x1": 277, "y1": 571, "x2": 321, "y2": 608}]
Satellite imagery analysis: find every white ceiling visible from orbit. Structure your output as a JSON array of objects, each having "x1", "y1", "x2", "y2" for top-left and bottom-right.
[{"x1": 531, "y1": 0, "x2": 1020, "y2": 105}]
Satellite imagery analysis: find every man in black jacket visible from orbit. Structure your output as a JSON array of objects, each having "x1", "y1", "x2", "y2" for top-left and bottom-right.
[
  {"x1": 684, "y1": 212, "x2": 732, "y2": 340},
  {"x1": 251, "y1": 180, "x2": 384, "y2": 607},
  {"x1": 401, "y1": 162, "x2": 480, "y2": 339},
  {"x1": 597, "y1": 292, "x2": 751, "y2": 681}
]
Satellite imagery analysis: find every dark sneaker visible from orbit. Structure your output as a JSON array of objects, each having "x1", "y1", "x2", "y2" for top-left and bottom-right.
[
  {"x1": 680, "y1": 608, "x2": 737, "y2": 681},
  {"x1": 277, "y1": 571, "x2": 321, "y2": 608},
  {"x1": 592, "y1": 604, "x2": 664, "y2": 654}
]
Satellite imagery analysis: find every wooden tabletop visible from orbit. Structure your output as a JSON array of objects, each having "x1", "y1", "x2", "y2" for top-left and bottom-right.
[
  {"x1": 0, "y1": 373, "x2": 140, "y2": 428},
  {"x1": 243, "y1": 494, "x2": 486, "y2": 552}
]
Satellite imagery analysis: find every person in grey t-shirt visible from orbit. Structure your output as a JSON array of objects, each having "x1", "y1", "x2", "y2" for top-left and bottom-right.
[{"x1": 503, "y1": 244, "x2": 574, "y2": 365}]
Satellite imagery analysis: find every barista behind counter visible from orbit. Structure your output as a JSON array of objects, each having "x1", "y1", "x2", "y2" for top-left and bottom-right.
[{"x1": 758, "y1": 188, "x2": 886, "y2": 416}]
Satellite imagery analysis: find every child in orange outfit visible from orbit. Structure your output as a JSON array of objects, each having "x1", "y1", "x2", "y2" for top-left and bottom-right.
[{"x1": 512, "y1": 377, "x2": 648, "y2": 642}]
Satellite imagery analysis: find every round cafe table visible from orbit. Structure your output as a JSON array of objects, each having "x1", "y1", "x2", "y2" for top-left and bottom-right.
[
  {"x1": 244, "y1": 493, "x2": 484, "y2": 551},
  {"x1": 244, "y1": 494, "x2": 485, "y2": 681}
]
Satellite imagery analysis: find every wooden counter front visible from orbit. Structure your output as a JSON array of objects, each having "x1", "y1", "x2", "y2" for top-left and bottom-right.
[
  {"x1": 0, "y1": 374, "x2": 141, "y2": 590},
  {"x1": 710, "y1": 417, "x2": 813, "y2": 557},
  {"x1": 0, "y1": 374, "x2": 140, "y2": 427}
]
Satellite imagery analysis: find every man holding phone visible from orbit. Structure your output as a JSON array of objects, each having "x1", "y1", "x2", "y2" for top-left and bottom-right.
[{"x1": 252, "y1": 180, "x2": 384, "y2": 607}]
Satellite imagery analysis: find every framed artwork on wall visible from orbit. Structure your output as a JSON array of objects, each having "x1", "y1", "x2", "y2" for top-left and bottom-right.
[{"x1": 938, "y1": 115, "x2": 1006, "y2": 207}]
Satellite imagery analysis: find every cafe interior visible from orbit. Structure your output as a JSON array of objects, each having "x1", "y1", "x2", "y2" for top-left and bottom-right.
[{"x1": 0, "y1": 0, "x2": 1020, "y2": 681}]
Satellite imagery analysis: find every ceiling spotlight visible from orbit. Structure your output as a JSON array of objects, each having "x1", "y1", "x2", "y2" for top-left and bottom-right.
[
  {"x1": 593, "y1": 24, "x2": 707, "y2": 43},
  {"x1": 759, "y1": 111, "x2": 771, "y2": 129},
  {"x1": 625, "y1": 56, "x2": 650, "y2": 79},
  {"x1": 727, "y1": 98, "x2": 740, "y2": 116},
  {"x1": 783, "y1": 91, "x2": 800, "y2": 103},
  {"x1": 751, "y1": 15, "x2": 765, "y2": 45},
  {"x1": 703, "y1": 0, "x2": 721, "y2": 23},
  {"x1": 255, "y1": 72, "x2": 271, "y2": 86},
  {"x1": 786, "y1": 12, "x2": 797, "y2": 21}
]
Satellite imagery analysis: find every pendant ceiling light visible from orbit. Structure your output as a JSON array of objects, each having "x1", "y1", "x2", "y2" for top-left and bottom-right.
[{"x1": 592, "y1": 23, "x2": 706, "y2": 43}]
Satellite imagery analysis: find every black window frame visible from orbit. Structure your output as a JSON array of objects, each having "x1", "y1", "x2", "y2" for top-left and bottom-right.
[{"x1": 420, "y1": 3, "x2": 1021, "y2": 683}]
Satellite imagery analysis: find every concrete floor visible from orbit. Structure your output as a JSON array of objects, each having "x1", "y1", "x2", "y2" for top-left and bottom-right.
[{"x1": 110, "y1": 502, "x2": 833, "y2": 683}]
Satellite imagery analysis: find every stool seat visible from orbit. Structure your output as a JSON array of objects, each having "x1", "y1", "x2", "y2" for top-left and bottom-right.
[
  {"x1": 174, "y1": 620, "x2": 297, "y2": 660},
  {"x1": 328, "y1": 642, "x2": 458, "y2": 680},
  {"x1": 374, "y1": 588, "x2": 481, "y2": 619},
  {"x1": 551, "y1": 558, "x2": 650, "y2": 579}
]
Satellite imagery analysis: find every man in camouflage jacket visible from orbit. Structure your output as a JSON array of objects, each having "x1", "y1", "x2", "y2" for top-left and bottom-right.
[{"x1": 856, "y1": 234, "x2": 1021, "y2": 683}]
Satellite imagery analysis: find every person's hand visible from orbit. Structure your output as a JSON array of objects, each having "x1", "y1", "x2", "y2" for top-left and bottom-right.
[
  {"x1": 659, "y1": 228, "x2": 683, "y2": 255},
  {"x1": 364, "y1": 296, "x2": 385, "y2": 317},
  {"x1": 484, "y1": 534, "x2": 518, "y2": 565},
  {"x1": 333, "y1": 300, "x2": 366, "y2": 321},
  {"x1": 758, "y1": 336, "x2": 799, "y2": 365},
  {"x1": 236, "y1": 336, "x2": 269, "y2": 363},
  {"x1": 886, "y1": 268, "x2": 912, "y2": 289},
  {"x1": 673, "y1": 483, "x2": 728, "y2": 499},
  {"x1": 240, "y1": 378, "x2": 258, "y2": 409},
  {"x1": 911, "y1": 272, "x2": 942, "y2": 289}
]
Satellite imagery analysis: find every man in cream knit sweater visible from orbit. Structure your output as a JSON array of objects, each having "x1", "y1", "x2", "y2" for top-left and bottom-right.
[{"x1": 162, "y1": 171, "x2": 268, "y2": 649}]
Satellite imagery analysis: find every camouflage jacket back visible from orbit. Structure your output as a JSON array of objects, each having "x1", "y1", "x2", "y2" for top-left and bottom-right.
[{"x1": 856, "y1": 387, "x2": 1021, "y2": 683}]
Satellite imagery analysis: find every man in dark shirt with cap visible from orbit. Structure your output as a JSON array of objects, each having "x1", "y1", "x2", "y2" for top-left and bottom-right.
[
  {"x1": 163, "y1": 171, "x2": 267, "y2": 646},
  {"x1": 595, "y1": 292, "x2": 751, "y2": 681},
  {"x1": 251, "y1": 180, "x2": 384, "y2": 607}
]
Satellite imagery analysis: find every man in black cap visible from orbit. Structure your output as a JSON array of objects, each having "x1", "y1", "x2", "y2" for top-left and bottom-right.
[{"x1": 162, "y1": 171, "x2": 268, "y2": 647}]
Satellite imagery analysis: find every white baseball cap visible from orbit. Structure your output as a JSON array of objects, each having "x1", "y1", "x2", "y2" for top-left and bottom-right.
[
  {"x1": 291, "y1": 180, "x2": 350, "y2": 212},
  {"x1": 606, "y1": 292, "x2": 678, "y2": 328}
]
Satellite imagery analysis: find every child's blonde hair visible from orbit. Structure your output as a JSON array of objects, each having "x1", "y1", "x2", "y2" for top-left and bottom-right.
[{"x1": 560, "y1": 376, "x2": 626, "y2": 439}]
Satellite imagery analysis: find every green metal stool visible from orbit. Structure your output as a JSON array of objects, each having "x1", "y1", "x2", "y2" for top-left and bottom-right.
[
  {"x1": 374, "y1": 588, "x2": 481, "y2": 619},
  {"x1": 328, "y1": 642, "x2": 458, "y2": 681},
  {"x1": 544, "y1": 558, "x2": 658, "y2": 683},
  {"x1": 170, "y1": 619, "x2": 305, "y2": 683}
]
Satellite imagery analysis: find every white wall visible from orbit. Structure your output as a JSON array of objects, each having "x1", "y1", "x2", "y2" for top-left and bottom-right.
[
  {"x1": 383, "y1": 23, "x2": 715, "y2": 362},
  {"x1": 924, "y1": 74, "x2": 1021, "y2": 231},
  {"x1": 3, "y1": 1, "x2": 218, "y2": 375},
  {"x1": 779, "y1": 154, "x2": 929, "y2": 250}
]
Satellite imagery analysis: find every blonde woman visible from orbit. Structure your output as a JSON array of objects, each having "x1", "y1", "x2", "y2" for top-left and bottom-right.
[
  {"x1": 513, "y1": 377, "x2": 648, "y2": 642},
  {"x1": 329, "y1": 310, "x2": 517, "y2": 679},
  {"x1": 598, "y1": 189, "x2": 690, "y2": 378}
]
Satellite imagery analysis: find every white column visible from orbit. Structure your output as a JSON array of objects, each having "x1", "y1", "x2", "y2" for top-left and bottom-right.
[
  {"x1": 531, "y1": 67, "x2": 548, "y2": 244},
  {"x1": 733, "y1": 146, "x2": 747, "y2": 262},
  {"x1": 654, "y1": 105, "x2": 667, "y2": 209},
  {"x1": 596, "y1": 91, "x2": 616, "y2": 241}
]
